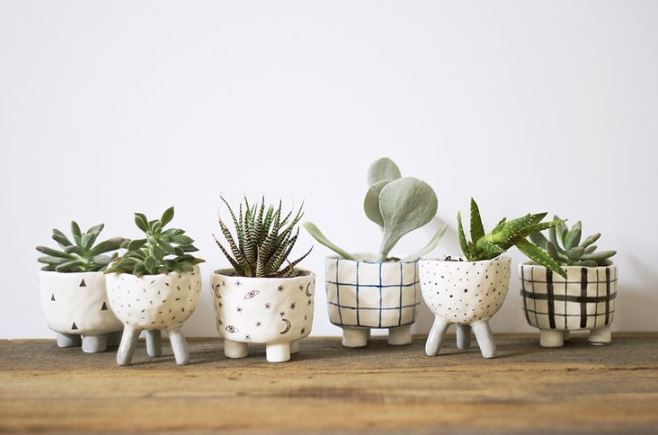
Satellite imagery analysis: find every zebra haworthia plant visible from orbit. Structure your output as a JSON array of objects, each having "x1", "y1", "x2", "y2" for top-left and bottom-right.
[
  {"x1": 105, "y1": 207, "x2": 204, "y2": 277},
  {"x1": 457, "y1": 198, "x2": 567, "y2": 277},
  {"x1": 304, "y1": 157, "x2": 446, "y2": 262},
  {"x1": 214, "y1": 197, "x2": 312, "y2": 278},
  {"x1": 530, "y1": 217, "x2": 616, "y2": 267},
  {"x1": 36, "y1": 222, "x2": 125, "y2": 272}
]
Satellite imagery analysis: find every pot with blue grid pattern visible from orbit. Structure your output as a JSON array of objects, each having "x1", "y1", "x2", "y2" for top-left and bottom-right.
[{"x1": 325, "y1": 256, "x2": 420, "y2": 347}]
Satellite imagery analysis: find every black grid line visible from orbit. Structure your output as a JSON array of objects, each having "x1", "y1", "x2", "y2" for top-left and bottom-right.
[
  {"x1": 520, "y1": 290, "x2": 617, "y2": 303},
  {"x1": 328, "y1": 302, "x2": 421, "y2": 310},
  {"x1": 326, "y1": 281, "x2": 419, "y2": 288},
  {"x1": 378, "y1": 262, "x2": 382, "y2": 328}
]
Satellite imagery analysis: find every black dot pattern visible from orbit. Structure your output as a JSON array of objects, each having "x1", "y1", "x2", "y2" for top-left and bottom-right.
[{"x1": 419, "y1": 257, "x2": 511, "y2": 324}]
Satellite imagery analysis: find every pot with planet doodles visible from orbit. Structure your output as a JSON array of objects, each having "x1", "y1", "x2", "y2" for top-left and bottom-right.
[{"x1": 211, "y1": 268, "x2": 315, "y2": 363}]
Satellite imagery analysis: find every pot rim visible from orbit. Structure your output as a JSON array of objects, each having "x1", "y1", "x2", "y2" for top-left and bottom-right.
[
  {"x1": 521, "y1": 261, "x2": 616, "y2": 271},
  {"x1": 213, "y1": 267, "x2": 314, "y2": 279},
  {"x1": 105, "y1": 264, "x2": 200, "y2": 279},
  {"x1": 38, "y1": 270, "x2": 106, "y2": 276},
  {"x1": 420, "y1": 255, "x2": 511, "y2": 264},
  {"x1": 324, "y1": 255, "x2": 419, "y2": 265}
]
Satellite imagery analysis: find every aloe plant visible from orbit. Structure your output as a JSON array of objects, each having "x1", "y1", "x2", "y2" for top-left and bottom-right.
[
  {"x1": 36, "y1": 222, "x2": 125, "y2": 272},
  {"x1": 530, "y1": 217, "x2": 616, "y2": 267},
  {"x1": 214, "y1": 197, "x2": 312, "y2": 278},
  {"x1": 304, "y1": 157, "x2": 446, "y2": 261},
  {"x1": 105, "y1": 207, "x2": 204, "y2": 276},
  {"x1": 457, "y1": 198, "x2": 566, "y2": 277}
]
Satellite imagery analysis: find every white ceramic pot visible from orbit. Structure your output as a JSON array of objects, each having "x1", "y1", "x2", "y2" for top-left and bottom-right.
[
  {"x1": 520, "y1": 263, "x2": 617, "y2": 347},
  {"x1": 325, "y1": 257, "x2": 420, "y2": 348},
  {"x1": 210, "y1": 269, "x2": 315, "y2": 363},
  {"x1": 419, "y1": 256, "x2": 511, "y2": 358},
  {"x1": 106, "y1": 266, "x2": 201, "y2": 365},
  {"x1": 38, "y1": 271, "x2": 123, "y2": 353}
]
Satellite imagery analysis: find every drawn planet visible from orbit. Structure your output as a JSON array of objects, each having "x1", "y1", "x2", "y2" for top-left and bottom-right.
[
  {"x1": 225, "y1": 325, "x2": 239, "y2": 334},
  {"x1": 244, "y1": 290, "x2": 260, "y2": 299},
  {"x1": 280, "y1": 318, "x2": 291, "y2": 334}
]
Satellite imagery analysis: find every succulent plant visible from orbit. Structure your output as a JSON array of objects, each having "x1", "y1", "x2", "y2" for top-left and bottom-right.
[
  {"x1": 457, "y1": 198, "x2": 566, "y2": 277},
  {"x1": 105, "y1": 207, "x2": 204, "y2": 276},
  {"x1": 214, "y1": 197, "x2": 312, "y2": 278},
  {"x1": 304, "y1": 157, "x2": 446, "y2": 261},
  {"x1": 36, "y1": 222, "x2": 125, "y2": 272},
  {"x1": 530, "y1": 217, "x2": 616, "y2": 267}
]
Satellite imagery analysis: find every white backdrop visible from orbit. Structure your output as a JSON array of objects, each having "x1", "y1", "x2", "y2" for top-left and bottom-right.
[{"x1": 1, "y1": 0, "x2": 657, "y2": 338}]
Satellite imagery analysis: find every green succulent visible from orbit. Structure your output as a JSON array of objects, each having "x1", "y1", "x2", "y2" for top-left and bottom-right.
[
  {"x1": 36, "y1": 222, "x2": 125, "y2": 272},
  {"x1": 214, "y1": 197, "x2": 312, "y2": 278},
  {"x1": 457, "y1": 198, "x2": 566, "y2": 277},
  {"x1": 304, "y1": 157, "x2": 446, "y2": 261},
  {"x1": 105, "y1": 207, "x2": 204, "y2": 277},
  {"x1": 530, "y1": 216, "x2": 616, "y2": 267}
]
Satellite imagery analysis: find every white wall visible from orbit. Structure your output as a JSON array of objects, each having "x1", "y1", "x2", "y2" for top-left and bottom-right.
[{"x1": 1, "y1": 0, "x2": 657, "y2": 338}]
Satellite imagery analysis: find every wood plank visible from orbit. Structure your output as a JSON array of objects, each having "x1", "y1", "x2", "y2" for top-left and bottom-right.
[{"x1": 1, "y1": 334, "x2": 658, "y2": 433}]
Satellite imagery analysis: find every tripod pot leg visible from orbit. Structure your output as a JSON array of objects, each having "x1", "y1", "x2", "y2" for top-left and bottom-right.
[
  {"x1": 168, "y1": 329, "x2": 190, "y2": 365},
  {"x1": 145, "y1": 330, "x2": 162, "y2": 357},
  {"x1": 456, "y1": 324, "x2": 472, "y2": 350},
  {"x1": 117, "y1": 326, "x2": 141, "y2": 366},
  {"x1": 472, "y1": 320, "x2": 496, "y2": 359},
  {"x1": 425, "y1": 317, "x2": 450, "y2": 356}
]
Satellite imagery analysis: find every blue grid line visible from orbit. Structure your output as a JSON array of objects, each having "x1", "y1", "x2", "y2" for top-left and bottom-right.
[
  {"x1": 378, "y1": 262, "x2": 382, "y2": 328},
  {"x1": 326, "y1": 281, "x2": 420, "y2": 288},
  {"x1": 398, "y1": 262, "x2": 403, "y2": 327},
  {"x1": 335, "y1": 258, "x2": 343, "y2": 324},
  {"x1": 355, "y1": 261, "x2": 360, "y2": 325},
  {"x1": 328, "y1": 302, "x2": 421, "y2": 310}
]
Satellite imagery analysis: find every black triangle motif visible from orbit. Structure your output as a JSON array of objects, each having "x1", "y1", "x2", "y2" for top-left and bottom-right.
[
  {"x1": 101, "y1": 302, "x2": 107, "y2": 311},
  {"x1": 79, "y1": 279, "x2": 86, "y2": 287},
  {"x1": 71, "y1": 322, "x2": 78, "y2": 330},
  {"x1": 50, "y1": 293, "x2": 56, "y2": 301}
]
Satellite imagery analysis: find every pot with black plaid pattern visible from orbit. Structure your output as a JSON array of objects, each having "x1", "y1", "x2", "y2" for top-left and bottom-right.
[
  {"x1": 520, "y1": 264, "x2": 617, "y2": 347},
  {"x1": 326, "y1": 257, "x2": 420, "y2": 347},
  {"x1": 419, "y1": 256, "x2": 511, "y2": 359}
]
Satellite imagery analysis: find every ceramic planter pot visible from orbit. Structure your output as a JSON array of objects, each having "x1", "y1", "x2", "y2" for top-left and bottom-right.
[
  {"x1": 38, "y1": 271, "x2": 123, "y2": 353},
  {"x1": 106, "y1": 266, "x2": 201, "y2": 365},
  {"x1": 520, "y1": 263, "x2": 618, "y2": 347},
  {"x1": 325, "y1": 257, "x2": 420, "y2": 348},
  {"x1": 419, "y1": 256, "x2": 511, "y2": 358},
  {"x1": 210, "y1": 269, "x2": 315, "y2": 363}
]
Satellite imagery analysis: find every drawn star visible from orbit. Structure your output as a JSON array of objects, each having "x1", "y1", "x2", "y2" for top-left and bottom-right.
[
  {"x1": 235, "y1": 281, "x2": 241, "y2": 286},
  {"x1": 301, "y1": 328, "x2": 306, "y2": 334},
  {"x1": 290, "y1": 302, "x2": 296, "y2": 310},
  {"x1": 280, "y1": 311, "x2": 286, "y2": 317},
  {"x1": 256, "y1": 321, "x2": 262, "y2": 327},
  {"x1": 278, "y1": 285, "x2": 285, "y2": 292},
  {"x1": 265, "y1": 303, "x2": 271, "y2": 310},
  {"x1": 307, "y1": 299, "x2": 312, "y2": 305},
  {"x1": 244, "y1": 334, "x2": 251, "y2": 341},
  {"x1": 299, "y1": 285, "x2": 304, "y2": 291},
  {"x1": 236, "y1": 306, "x2": 242, "y2": 313}
]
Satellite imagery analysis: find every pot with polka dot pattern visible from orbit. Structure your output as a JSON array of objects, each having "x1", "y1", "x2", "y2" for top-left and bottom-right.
[
  {"x1": 106, "y1": 267, "x2": 201, "y2": 365},
  {"x1": 419, "y1": 256, "x2": 511, "y2": 358},
  {"x1": 211, "y1": 269, "x2": 315, "y2": 363}
]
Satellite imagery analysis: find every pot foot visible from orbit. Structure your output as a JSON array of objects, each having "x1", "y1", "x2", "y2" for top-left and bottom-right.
[
  {"x1": 145, "y1": 330, "x2": 162, "y2": 358},
  {"x1": 168, "y1": 329, "x2": 190, "y2": 365},
  {"x1": 425, "y1": 317, "x2": 450, "y2": 356},
  {"x1": 388, "y1": 325, "x2": 412, "y2": 345},
  {"x1": 588, "y1": 325, "x2": 612, "y2": 345},
  {"x1": 81, "y1": 334, "x2": 108, "y2": 353},
  {"x1": 563, "y1": 330, "x2": 571, "y2": 342},
  {"x1": 56, "y1": 333, "x2": 81, "y2": 348},
  {"x1": 342, "y1": 327, "x2": 369, "y2": 348},
  {"x1": 290, "y1": 340, "x2": 300, "y2": 354},
  {"x1": 266, "y1": 342, "x2": 291, "y2": 363},
  {"x1": 224, "y1": 339, "x2": 249, "y2": 359},
  {"x1": 117, "y1": 326, "x2": 141, "y2": 366},
  {"x1": 539, "y1": 329, "x2": 565, "y2": 348},
  {"x1": 472, "y1": 320, "x2": 496, "y2": 358},
  {"x1": 456, "y1": 324, "x2": 472, "y2": 350}
]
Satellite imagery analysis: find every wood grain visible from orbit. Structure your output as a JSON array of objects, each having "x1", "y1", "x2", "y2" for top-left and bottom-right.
[{"x1": 1, "y1": 334, "x2": 658, "y2": 434}]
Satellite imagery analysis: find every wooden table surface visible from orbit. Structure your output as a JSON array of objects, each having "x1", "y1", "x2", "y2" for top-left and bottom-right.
[{"x1": 1, "y1": 333, "x2": 657, "y2": 434}]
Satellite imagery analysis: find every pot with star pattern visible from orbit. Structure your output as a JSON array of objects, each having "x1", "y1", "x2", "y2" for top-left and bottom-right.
[
  {"x1": 211, "y1": 268, "x2": 315, "y2": 363},
  {"x1": 38, "y1": 271, "x2": 123, "y2": 353}
]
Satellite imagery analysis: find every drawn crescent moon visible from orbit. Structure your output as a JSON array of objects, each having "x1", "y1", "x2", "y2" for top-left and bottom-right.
[
  {"x1": 305, "y1": 282, "x2": 313, "y2": 297},
  {"x1": 280, "y1": 318, "x2": 291, "y2": 334}
]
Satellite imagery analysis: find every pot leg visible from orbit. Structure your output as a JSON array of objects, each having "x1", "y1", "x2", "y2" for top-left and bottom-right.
[
  {"x1": 117, "y1": 326, "x2": 141, "y2": 366},
  {"x1": 81, "y1": 334, "x2": 108, "y2": 353},
  {"x1": 588, "y1": 325, "x2": 612, "y2": 345},
  {"x1": 472, "y1": 320, "x2": 496, "y2": 359},
  {"x1": 145, "y1": 330, "x2": 162, "y2": 357},
  {"x1": 563, "y1": 330, "x2": 571, "y2": 342},
  {"x1": 266, "y1": 342, "x2": 291, "y2": 363},
  {"x1": 456, "y1": 324, "x2": 472, "y2": 350},
  {"x1": 224, "y1": 339, "x2": 249, "y2": 359},
  {"x1": 290, "y1": 340, "x2": 300, "y2": 354},
  {"x1": 168, "y1": 329, "x2": 190, "y2": 365},
  {"x1": 341, "y1": 327, "x2": 369, "y2": 348},
  {"x1": 388, "y1": 324, "x2": 412, "y2": 345},
  {"x1": 425, "y1": 317, "x2": 450, "y2": 356},
  {"x1": 539, "y1": 329, "x2": 565, "y2": 348},
  {"x1": 56, "y1": 333, "x2": 81, "y2": 348}
]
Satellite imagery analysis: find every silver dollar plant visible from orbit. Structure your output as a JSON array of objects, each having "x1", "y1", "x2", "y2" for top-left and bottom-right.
[{"x1": 304, "y1": 157, "x2": 445, "y2": 261}]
